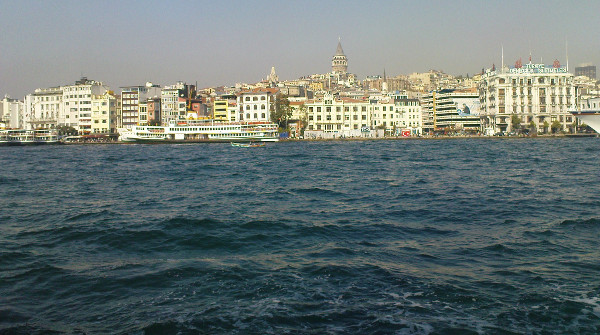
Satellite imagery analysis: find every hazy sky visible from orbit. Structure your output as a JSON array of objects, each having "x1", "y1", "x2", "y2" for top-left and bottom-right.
[{"x1": 1, "y1": 0, "x2": 599, "y2": 98}]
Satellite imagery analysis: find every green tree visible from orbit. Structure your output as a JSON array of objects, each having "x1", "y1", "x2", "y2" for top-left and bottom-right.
[
  {"x1": 511, "y1": 114, "x2": 521, "y2": 134},
  {"x1": 543, "y1": 120, "x2": 550, "y2": 134},
  {"x1": 528, "y1": 121, "x2": 537, "y2": 134},
  {"x1": 270, "y1": 94, "x2": 292, "y2": 129},
  {"x1": 56, "y1": 125, "x2": 77, "y2": 135},
  {"x1": 551, "y1": 120, "x2": 562, "y2": 134}
]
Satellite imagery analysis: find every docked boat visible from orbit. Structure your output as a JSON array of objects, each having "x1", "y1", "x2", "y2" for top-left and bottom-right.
[
  {"x1": 231, "y1": 142, "x2": 266, "y2": 148},
  {"x1": 118, "y1": 119, "x2": 279, "y2": 143},
  {"x1": 0, "y1": 129, "x2": 59, "y2": 145},
  {"x1": 570, "y1": 109, "x2": 600, "y2": 134}
]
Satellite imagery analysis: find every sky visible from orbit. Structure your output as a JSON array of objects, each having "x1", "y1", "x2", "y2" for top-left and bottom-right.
[{"x1": 1, "y1": 0, "x2": 599, "y2": 98}]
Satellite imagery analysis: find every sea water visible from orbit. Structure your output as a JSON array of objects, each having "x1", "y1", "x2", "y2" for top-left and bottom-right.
[{"x1": 1, "y1": 138, "x2": 599, "y2": 334}]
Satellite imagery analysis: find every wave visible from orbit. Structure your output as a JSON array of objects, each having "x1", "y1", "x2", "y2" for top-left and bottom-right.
[
  {"x1": 290, "y1": 187, "x2": 344, "y2": 197},
  {"x1": 65, "y1": 209, "x2": 116, "y2": 222},
  {"x1": 559, "y1": 218, "x2": 600, "y2": 226}
]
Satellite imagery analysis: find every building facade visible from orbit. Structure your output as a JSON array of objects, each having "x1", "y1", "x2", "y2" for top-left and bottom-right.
[
  {"x1": 479, "y1": 60, "x2": 576, "y2": 133},
  {"x1": 575, "y1": 65, "x2": 596, "y2": 80},
  {"x1": 1, "y1": 96, "x2": 24, "y2": 129},
  {"x1": 421, "y1": 89, "x2": 481, "y2": 134},
  {"x1": 121, "y1": 83, "x2": 161, "y2": 128},
  {"x1": 91, "y1": 92, "x2": 116, "y2": 133},
  {"x1": 24, "y1": 87, "x2": 62, "y2": 130},
  {"x1": 62, "y1": 78, "x2": 110, "y2": 133},
  {"x1": 236, "y1": 88, "x2": 278, "y2": 122},
  {"x1": 304, "y1": 93, "x2": 422, "y2": 137}
]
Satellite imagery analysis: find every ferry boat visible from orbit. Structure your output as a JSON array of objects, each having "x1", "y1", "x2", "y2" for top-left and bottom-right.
[
  {"x1": 570, "y1": 109, "x2": 600, "y2": 134},
  {"x1": 0, "y1": 129, "x2": 59, "y2": 145},
  {"x1": 118, "y1": 119, "x2": 279, "y2": 143}
]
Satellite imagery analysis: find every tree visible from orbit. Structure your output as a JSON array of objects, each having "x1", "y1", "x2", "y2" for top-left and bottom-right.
[
  {"x1": 543, "y1": 121, "x2": 550, "y2": 134},
  {"x1": 551, "y1": 120, "x2": 562, "y2": 134},
  {"x1": 511, "y1": 114, "x2": 521, "y2": 134},
  {"x1": 56, "y1": 125, "x2": 77, "y2": 135},
  {"x1": 270, "y1": 94, "x2": 292, "y2": 129},
  {"x1": 528, "y1": 121, "x2": 537, "y2": 134}
]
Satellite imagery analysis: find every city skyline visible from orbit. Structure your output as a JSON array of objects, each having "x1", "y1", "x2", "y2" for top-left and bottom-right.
[{"x1": 1, "y1": 0, "x2": 599, "y2": 98}]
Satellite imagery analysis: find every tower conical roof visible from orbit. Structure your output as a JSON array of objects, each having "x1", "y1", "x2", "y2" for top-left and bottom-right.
[{"x1": 335, "y1": 40, "x2": 345, "y2": 56}]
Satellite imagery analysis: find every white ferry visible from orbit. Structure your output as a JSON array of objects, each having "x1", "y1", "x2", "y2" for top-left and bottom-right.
[
  {"x1": 570, "y1": 109, "x2": 600, "y2": 134},
  {"x1": 0, "y1": 129, "x2": 59, "y2": 145},
  {"x1": 118, "y1": 119, "x2": 279, "y2": 143}
]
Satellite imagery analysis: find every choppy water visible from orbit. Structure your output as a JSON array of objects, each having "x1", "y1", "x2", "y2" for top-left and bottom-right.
[{"x1": 1, "y1": 138, "x2": 600, "y2": 334}]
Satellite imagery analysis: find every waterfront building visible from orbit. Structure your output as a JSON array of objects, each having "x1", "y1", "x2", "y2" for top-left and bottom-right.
[
  {"x1": 1, "y1": 95, "x2": 24, "y2": 129},
  {"x1": 236, "y1": 88, "x2": 278, "y2": 122},
  {"x1": 121, "y1": 83, "x2": 161, "y2": 129},
  {"x1": 421, "y1": 88, "x2": 481, "y2": 134},
  {"x1": 146, "y1": 97, "x2": 161, "y2": 125},
  {"x1": 23, "y1": 87, "x2": 62, "y2": 130},
  {"x1": 479, "y1": 59, "x2": 576, "y2": 133},
  {"x1": 578, "y1": 96, "x2": 600, "y2": 110},
  {"x1": 213, "y1": 99, "x2": 237, "y2": 122},
  {"x1": 304, "y1": 93, "x2": 422, "y2": 138},
  {"x1": 91, "y1": 92, "x2": 116, "y2": 133},
  {"x1": 575, "y1": 64, "x2": 596, "y2": 80},
  {"x1": 369, "y1": 97, "x2": 422, "y2": 135},
  {"x1": 161, "y1": 82, "x2": 195, "y2": 125},
  {"x1": 62, "y1": 78, "x2": 110, "y2": 134}
]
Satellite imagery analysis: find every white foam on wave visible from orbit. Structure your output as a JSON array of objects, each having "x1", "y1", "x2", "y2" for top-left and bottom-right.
[{"x1": 571, "y1": 295, "x2": 600, "y2": 317}]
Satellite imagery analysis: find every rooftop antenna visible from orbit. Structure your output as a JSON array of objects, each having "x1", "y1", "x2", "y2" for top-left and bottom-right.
[
  {"x1": 566, "y1": 37, "x2": 569, "y2": 71},
  {"x1": 501, "y1": 44, "x2": 504, "y2": 71}
]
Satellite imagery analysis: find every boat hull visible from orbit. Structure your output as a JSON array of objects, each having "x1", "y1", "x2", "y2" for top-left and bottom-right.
[{"x1": 570, "y1": 110, "x2": 600, "y2": 134}]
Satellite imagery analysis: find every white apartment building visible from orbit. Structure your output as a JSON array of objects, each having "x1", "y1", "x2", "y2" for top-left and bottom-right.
[
  {"x1": 24, "y1": 87, "x2": 62, "y2": 130},
  {"x1": 2, "y1": 96, "x2": 24, "y2": 129},
  {"x1": 371, "y1": 98, "x2": 422, "y2": 135},
  {"x1": 161, "y1": 82, "x2": 195, "y2": 125},
  {"x1": 304, "y1": 93, "x2": 422, "y2": 137},
  {"x1": 91, "y1": 93, "x2": 116, "y2": 133},
  {"x1": 479, "y1": 60, "x2": 576, "y2": 133},
  {"x1": 62, "y1": 78, "x2": 110, "y2": 133},
  {"x1": 236, "y1": 88, "x2": 278, "y2": 122}
]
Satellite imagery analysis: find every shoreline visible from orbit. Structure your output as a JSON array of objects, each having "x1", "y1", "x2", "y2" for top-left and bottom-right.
[
  {"x1": 2, "y1": 133, "x2": 596, "y2": 146},
  {"x1": 48, "y1": 133, "x2": 596, "y2": 144}
]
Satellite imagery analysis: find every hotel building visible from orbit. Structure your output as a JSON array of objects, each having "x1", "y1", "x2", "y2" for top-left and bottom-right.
[
  {"x1": 24, "y1": 87, "x2": 61, "y2": 130},
  {"x1": 479, "y1": 60, "x2": 576, "y2": 133}
]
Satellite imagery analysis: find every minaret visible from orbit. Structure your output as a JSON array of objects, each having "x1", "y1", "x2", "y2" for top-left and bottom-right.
[
  {"x1": 331, "y1": 38, "x2": 348, "y2": 74},
  {"x1": 382, "y1": 69, "x2": 388, "y2": 94}
]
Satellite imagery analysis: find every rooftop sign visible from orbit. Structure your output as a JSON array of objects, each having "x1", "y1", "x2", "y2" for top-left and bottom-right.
[{"x1": 510, "y1": 63, "x2": 567, "y2": 74}]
